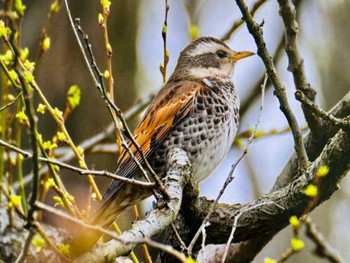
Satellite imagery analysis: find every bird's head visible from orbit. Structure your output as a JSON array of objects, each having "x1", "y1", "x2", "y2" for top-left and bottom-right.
[{"x1": 171, "y1": 36, "x2": 254, "y2": 80}]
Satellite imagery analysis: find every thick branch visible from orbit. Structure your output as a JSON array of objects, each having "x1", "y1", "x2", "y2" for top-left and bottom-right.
[
  {"x1": 162, "y1": 128, "x2": 349, "y2": 263},
  {"x1": 159, "y1": 92, "x2": 350, "y2": 262},
  {"x1": 74, "y1": 148, "x2": 192, "y2": 262},
  {"x1": 199, "y1": 129, "x2": 350, "y2": 244}
]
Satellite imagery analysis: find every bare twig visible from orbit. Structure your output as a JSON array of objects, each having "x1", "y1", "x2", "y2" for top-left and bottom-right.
[
  {"x1": 160, "y1": 0, "x2": 170, "y2": 84},
  {"x1": 240, "y1": 32, "x2": 285, "y2": 116},
  {"x1": 236, "y1": 125, "x2": 308, "y2": 141},
  {"x1": 170, "y1": 223, "x2": 187, "y2": 252},
  {"x1": 277, "y1": 0, "x2": 321, "y2": 135},
  {"x1": 0, "y1": 92, "x2": 22, "y2": 112},
  {"x1": 70, "y1": 12, "x2": 169, "y2": 200},
  {"x1": 219, "y1": 201, "x2": 275, "y2": 263},
  {"x1": 0, "y1": 138, "x2": 155, "y2": 189},
  {"x1": 295, "y1": 90, "x2": 350, "y2": 129},
  {"x1": 14, "y1": 88, "x2": 156, "y2": 190},
  {"x1": 221, "y1": 0, "x2": 267, "y2": 41},
  {"x1": 33, "y1": 222, "x2": 70, "y2": 261},
  {"x1": 34, "y1": 0, "x2": 63, "y2": 72},
  {"x1": 14, "y1": 69, "x2": 39, "y2": 226},
  {"x1": 15, "y1": 228, "x2": 36, "y2": 263},
  {"x1": 305, "y1": 217, "x2": 343, "y2": 263},
  {"x1": 99, "y1": 0, "x2": 114, "y2": 103},
  {"x1": 142, "y1": 237, "x2": 188, "y2": 263},
  {"x1": 235, "y1": 0, "x2": 309, "y2": 173}
]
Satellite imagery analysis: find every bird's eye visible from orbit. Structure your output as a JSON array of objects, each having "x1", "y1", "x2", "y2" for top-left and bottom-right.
[{"x1": 216, "y1": 50, "x2": 227, "y2": 58}]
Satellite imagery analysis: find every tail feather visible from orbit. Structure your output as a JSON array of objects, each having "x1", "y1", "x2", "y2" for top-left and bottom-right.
[{"x1": 70, "y1": 181, "x2": 152, "y2": 257}]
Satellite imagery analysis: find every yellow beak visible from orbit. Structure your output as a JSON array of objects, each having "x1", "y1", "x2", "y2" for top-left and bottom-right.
[{"x1": 231, "y1": 51, "x2": 255, "y2": 62}]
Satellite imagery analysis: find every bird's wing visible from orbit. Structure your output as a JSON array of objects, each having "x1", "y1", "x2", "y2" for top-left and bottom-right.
[{"x1": 102, "y1": 80, "x2": 204, "y2": 201}]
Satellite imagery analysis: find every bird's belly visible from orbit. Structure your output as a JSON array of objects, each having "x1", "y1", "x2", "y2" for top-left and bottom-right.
[
  {"x1": 150, "y1": 108, "x2": 238, "y2": 183},
  {"x1": 191, "y1": 116, "x2": 237, "y2": 182}
]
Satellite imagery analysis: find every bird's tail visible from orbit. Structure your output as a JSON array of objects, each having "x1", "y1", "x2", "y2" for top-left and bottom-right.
[
  {"x1": 70, "y1": 181, "x2": 152, "y2": 257},
  {"x1": 69, "y1": 200, "x2": 125, "y2": 257}
]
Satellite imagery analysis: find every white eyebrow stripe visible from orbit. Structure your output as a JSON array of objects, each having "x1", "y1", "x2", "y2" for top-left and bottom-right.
[{"x1": 188, "y1": 42, "x2": 227, "y2": 56}]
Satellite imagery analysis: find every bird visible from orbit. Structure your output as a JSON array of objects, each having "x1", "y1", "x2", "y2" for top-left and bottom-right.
[{"x1": 71, "y1": 36, "x2": 254, "y2": 256}]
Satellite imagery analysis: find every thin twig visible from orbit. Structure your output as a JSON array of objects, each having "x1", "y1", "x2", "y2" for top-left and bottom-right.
[
  {"x1": 98, "y1": 0, "x2": 124, "y2": 161},
  {"x1": 240, "y1": 32, "x2": 285, "y2": 116},
  {"x1": 221, "y1": 0, "x2": 267, "y2": 41},
  {"x1": 99, "y1": 1, "x2": 114, "y2": 103},
  {"x1": 160, "y1": 0, "x2": 170, "y2": 84},
  {"x1": 277, "y1": 0, "x2": 321, "y2": 135},
  {"x1": 14, "y1": 69, "x2": 39, "y2": 226},
  {"x1": 0, "y1": 138, "x2": 155, "y2": 189},
  {"x1": 200, "y1": 222, "x2": 210, "y2": 263},
  {"x1": 34, "y1": 0, "x2": 63, "y2": 72},
  {"x1": 295, "y1": 90, "x2": 350, "y2": 130},
  {"x1": 235, "y1": 0, "x2": 309, "y2": 173},
  {"x1": 14, "y1": 89, "x2": 156, "y2": 190},
  {"x1": 170, "y1": 223, "x2": 187, "y2": 252},
  {"x1": 278, "y1": 247, "x2": 295, "y2": 262},
  {"x1": 15, "y1": 228, "x2": 36, "y2": 263},
  {"x1": 220, "y1": 201, "x2": 274, "y2": 263},
  {"x1": 35, "y1": 201, "x2": 122, "y2": 240},
  {"x1": 0, "y1": 92, "x2": 22, "y2": 112},
  {"x1": 188, "y1": 74, "x2": 267, "y2": 254},
  {"x1": 143, "y1": 237, "x2": 188, "y2": 263},
  {"x1": 33, "y1": 221, "x2": 70, "y2": 261},
  {"x1": 305, "y1": 217, "x2": 343, "y2": 263},
  {"x1": 71, "y1": 15, "x2": 169, "y2": 199}
]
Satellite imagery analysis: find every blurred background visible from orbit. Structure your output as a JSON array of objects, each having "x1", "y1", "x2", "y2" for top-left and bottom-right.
[{"x1": 21, "y1": 0, "x2": 350, "y2": 261}]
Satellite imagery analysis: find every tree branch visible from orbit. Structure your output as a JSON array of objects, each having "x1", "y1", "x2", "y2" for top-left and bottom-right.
[
  {"x1": 277, "y1": 0, "x2": 321, "y2": 137},
  {"x1": 235, "y1": 0, "x2": 309, "y2": 173},
  {"x1": 73, "y1": 148, "x2": 192, "y2": 262},
  {"x1": 159, "y1": 92, "x2": 350, "y2": 262}
]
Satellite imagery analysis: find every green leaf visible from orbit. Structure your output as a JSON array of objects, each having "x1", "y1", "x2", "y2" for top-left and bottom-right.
[
  {"x1": 53, "y1": 196, "x2": 64, "y2": 207},
  {"x1": 190, "y1": 25, "x2": 200, "y2": 40},
  {"x1": 9, "y1": 194, "x2": 21, "y2": 207},
  {"x1": 67, "y1": 85, "x2": 81, "y2": 110},
  {"x1": 304, "y1": 184, "x2": 318, "y2": 197},
  {"x1": 24, "y1": 60, "x2": 35, "y2": 72},
  {"x1": 42, "y1": 37, "x2": 51, "y2": 52},
  {"x1": 0, "y1": 20, "x2": 10, "y2": 37},
  {"x1": 43, "y1": 140, "x2": 57, "y2": 151},
  {"x1": 24, "y1": 71, "x2": 34, "y2": 84},
  {"x1": 264, "y1": 258, "x2": 277, "y2": 263},
  {"x1": 32, "y1": 236, "x2": 46, "y2": 253},
  {"x1": 37, "y1": 104, "x2": 46, "y2": 114},
  {"x1": 14, "y1": 0, "x2": 26, "y2": 16},
  {"x1": 289, "y1": 215, "x2": 299, "y2": 227},
  {"x1": 15, "y1": 111, "x2": 28, "y2": 123},
  {"x1": 50, "y1": 1, "x2": 60, "y2": 12},
  {"x1": 101, "y1": 0, "x2": 111, "y2": 9},
  {"x1": 58, "y1": 243, "x2": 70, "y2": 255},
  {"x1": 291, "y1": 238, "x2": 304, "y2": 251},
  {"x1": 316, "y1": 166, "x2": 329, "y2": 177},
  {"x1": 57, "y1": 132, "x2": 66, "y2": 142},
  {"x1": 187, "y1": 256, "x2": 198, "y2": 263},
  {"x1": 53, "y1": 107, "x2": 63, "y2": 120}
]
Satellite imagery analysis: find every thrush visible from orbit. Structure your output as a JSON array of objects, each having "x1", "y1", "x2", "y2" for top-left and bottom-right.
[{"x1": 71, "y1": 36, "x2": 254, "y2": 255}]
